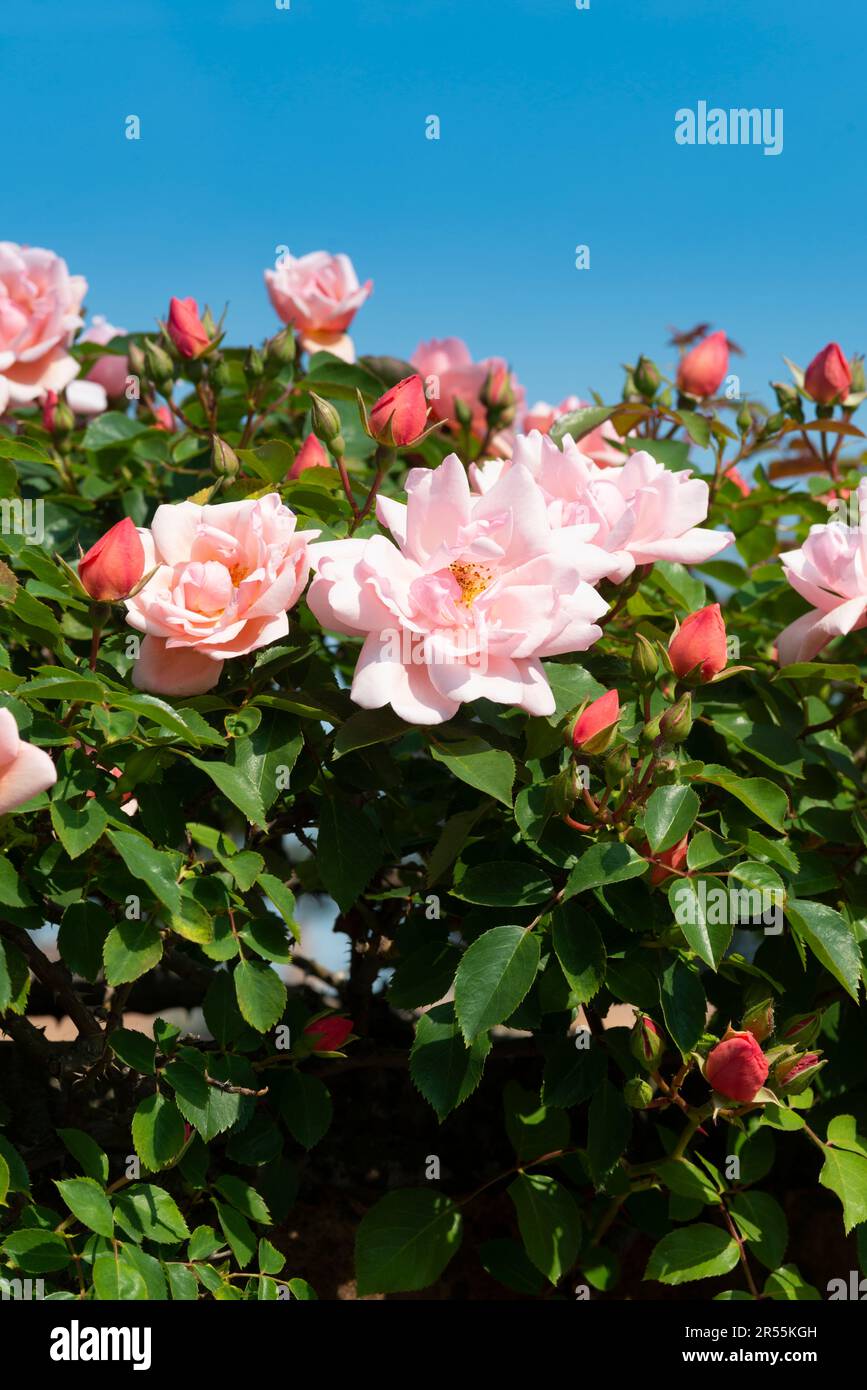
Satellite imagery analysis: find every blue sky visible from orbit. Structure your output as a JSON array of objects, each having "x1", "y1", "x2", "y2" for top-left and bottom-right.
[{"x1": 5, "y1": 0, "x2": 864, "y2": 406}]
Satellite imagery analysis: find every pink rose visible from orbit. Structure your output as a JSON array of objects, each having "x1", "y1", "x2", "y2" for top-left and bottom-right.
[
  {"x1": 79, "y1": 517, "x2": 146, "y2": 602},
  {"x1": 410, "y1": 337, "x2": 525, "y2": 450},
  {"x1": 669, "y1": 603, "x2": 728, "y2": 682},
  {"x1": 804, "y1": 342, "x2": 851, "y2": 406},
  {"x1": 80, "y1": 315, "x2": 129, "y2": 399},
  {"x1": 472, "y1": 432, "x2": 732, "y2": 583},
  {"x1": 264, "y1": 250, "x2": 372, "y2": 363},
  {"x1": 0, "y1": 708, "x2": 57, "y2": 814},
  {"x1": 523, "y1": 396, "x2": 623, "y2": 467},
  {"x1": 166, "y1": 297, "x2": 210, "y2": 359},
  {"x1": 706, "y1": 1029, "x2": 769, "y2": 1102},
  {"x1": 125, "y1": 494, "x2": 317, "y2": 696},
  {"x1": 289, "y1": 434, "x2": 330, "y2": 479},
  {"x1": 676, "y1": 330, "x2": 730, "y2": 399},
  {"x1": 307, "y1": 454, "x2": 610, "y2": 725},
  {"x1": 570, "y1": 689, "x2": 620, "y2": 750},
  {"x1": 0, "y1": 242, "x2": 87, "y2": 407},
  {"x1": 776, "y1": 481, "x2": 867, "y2": 664}
]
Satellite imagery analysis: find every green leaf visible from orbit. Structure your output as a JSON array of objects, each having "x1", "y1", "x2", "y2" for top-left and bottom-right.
[
  {"x1": 234, "y1": 958, "x2": 287, "y2": 1032},
  {"x1": 355, "y1": 1189, "x2": 462, "y2": 1295},
  {"x1": 668, "y1": 877, "x2": 733, "y2": 969},
  {"x1": 563, "y1": 841, "x2": 647, "y2": 898},
  {"x1": 215, "y1": 1201, "x2": 257, "y2": 1269},
  {"x1": 258, "y1": 1238, "x2": 285, "y2": 1275},
  {"x1": 503, "y1": 1081, "x2": 569, "y2": 1163},
  {"x1": 214, "y1": 1176, "x2": 271, "y2": 1225},
  {"x1": 185, "y1": 755, "x2": 267, "y2": 828},
  {"x1": 109, "y1": 1027, "x2": 157, "y2": 1075},
  {"x1": 730, "y1": 1191, "x2": 788, "y2": 1269},
  {"x1": 479, "y1": 1238, "x2": 546, "y2": 1296},
  {"x1": 786, "y1": 899, "x2": 862, "y2": 1001},
  {"x1": 53, "y1": 1177, "x2": 114, "y2": 1237},
  {"x1": 50, "y1": 797, "x2": 108, "y2": 860},
  {"x1": 258, "y1": 874, "x2": 300, "y2": 942},
  {"x1": 57, "y1": 1128, "x2": 109, "y2": 1183},
  {"x1": 819, "y1": 1146, "x2": 867, "y2": 1233},
  {"x1": 131, "y1": 1092, "x2": 186, "y2": 1172},
  {"x1": 83, "y1": 411, "x2": 148, "y2": 449},
  {"x1": 93, "y1": 1250, "x2": 148, "y2": 1300},
  {"x1": 58, "y1": 902, "x2": 112, "y2": 981},
  {"x1": 659, "y1": 954, "x2": 706, "y2": 1054},
  {"x1": 0, "y1": 854, "x2": 33, "y2": 907},
  {"x1": 278, "y1": 1070, "x2": 333, "y2": 1149},
  {"x1": 409, "y1": 1003, "x2": 491, "y2": 1120},
  {"x1": 166, "y1": 1263, "x2": 199, "y2": 1300},
  {"x1": 586, "y1": 1079, "x2": 631, "y2": 1185},
  {"x1": 645, "y1": 1224, "x2": 740, "y2": 1285},
  {"x1": 0, "y1": 1154, "x2": 8, "y2": 1207},
  {"x1": 763, "y1": 1264, "x2": 821, "y2": 1301},
  {"x1": 429, "y1": 736, "x2": 515, "y2": 807},
  {"x1": 657, "y1": 1159, "x2": 720, "y2": 1206},
  {"x1": 1, "y1": 1229, "x2": 70, "y2": 1273},
  {"x1": 453, "y1": 861, "x2": 552, "y2": 907},
  {"x1": 696, "y1": 765, "x2": 788, "y2": 832},
  {"x1": 103, "y1": 919, "x2": 163, "y2": 986},
  {"x1": 454, "y1": 925, "x2": 541, "y2": 1043},
  {"x1": 552, "y1": 903, "x2": 606, "y2": 1003},
  {"x1": 644, "y1": 785, "x2": 700, "y2": 853},
  {"x1": 188, "y1": 1225, "x2": 222, "y2": 1261},
  {"x1": 508, "y1": 1173, "x2": 581, "y2": 1285},
  {"x1": 229, "y1": 709, "x2": 301, "y2": 811},
  {"x1": 108, "y1": 830, "x2": 181, "y2": 914},
  {"x1": 389, "y1": 939, "x2": 461, "y2": 1009},
  {"x1": 333, "y1": 706, "x2": 409, "y2": 758},
  {"x1": 316, "y1": 797, "x2": 382, "y2": 912},
  {"x1": 114, "y1": 1184, "x2": 191, "y2": 1244}
]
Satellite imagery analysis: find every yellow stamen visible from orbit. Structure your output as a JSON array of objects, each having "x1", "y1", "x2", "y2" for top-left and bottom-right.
[{"x1": 449, "y1": 561, "x2": 491, "y2": 606}]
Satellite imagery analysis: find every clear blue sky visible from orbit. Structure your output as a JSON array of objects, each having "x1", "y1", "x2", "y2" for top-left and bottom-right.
[{"x1": 5, "y1": 0, "x2": 864, "y2": 405}]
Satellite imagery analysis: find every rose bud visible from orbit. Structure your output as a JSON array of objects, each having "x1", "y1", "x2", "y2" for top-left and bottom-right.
[
  {"x1": 166, "y1": 296, "x2": 211, "y2": 359},
  {"x1": 368, "y1": 374, "x2": 429, "y2": 447},
  {"x1": 634, "y1": 356, "x2": 661, "y2": 398},
  {"x1": 303, "y1": 1015, "x2": 353, "y2": 1052},
  {"x1": 79, "y1": 517, "x2": 146, "y2": 602},
  {"x1": 309, "y1": 391, "x2": 343, "y2": 446},
  {"x1": 779, "y1": 1010, "x2": 823, "y2": 1048},
  {"x1": 153, "y1": 404, "x2": 175, "y2": 432},
  {"x1": 705, "y1": 1028, "x2": 769, "y2": 1103},
  {"x1": 668, "y1": 604, "x2": 727, "y2": 682},
  {"x1": 645, "y1": 834, "x2": 689, "y2": 886},
  {"x1": 804, "y1": 342, "x2": 851, "y2": 406},
  {"x1": 773, "y1": 1051, "x2": 826, "y2": 1096},
  {"x1": 0, "y1": 707, "x2": 57, "y2": 814},
  {"x1": 624, "y1": 1077, "x2": 655, "y2": 1109},
  {"x1": 725, "y1": 465, "x2": 750, "y2": 497},
  {"x1": 676, "y1": 329, "x2": 729, "y2": 399},
  {"x1": 211, "y1": 435, "x2": 240, "y2": 479},
  {"x1": 741, "y1": 996, "x2": 775, "y2": 1044},
  {"x1": 659, "y1": 691, "x2": 693, "y2": 744},
  {"x1": 603, "y1": 742, "x2": 631, "y2": 789},
  {"x1": 42, "y1": 390, "x2": 58, "y2": 433},
  {"x1": 144, "y1": 337, "x2": 175, "y2": 389},
  {"x1": 569, "y1": 689, "x2": 620, "y2": 754},
  {"x1": 289, "y1": 434, "x2": 330, "y2": 480},
  {"x1": 630, "y1": 1014, "x2": 665, "y2": 1071}
]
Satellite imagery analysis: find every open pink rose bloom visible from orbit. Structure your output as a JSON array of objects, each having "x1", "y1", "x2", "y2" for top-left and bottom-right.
[{"x1": 125, "y1": 494, "x2": 317, "y2": 696}]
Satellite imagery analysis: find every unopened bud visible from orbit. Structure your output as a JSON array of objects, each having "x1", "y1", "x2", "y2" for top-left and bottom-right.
[
  {"x1": 634, "y1": 356, "x2": 661, "y2": 398},
  {"x1": 309, "y1": 392, "x2": 342, "y2": 445},
  {"x1": 773, "y1": 1051, "x2": 826, "y2": 1096},
  {"x1": 624, "y1": 1077, "x2": 655, "y2": 1109},
  {"x1": 267, "y1": 328, "x2": 296, "y2": 369},
  {"x1": 778, "y1": 1011, "x2": 823, "y2": 1048},
  {"x1": 741, "y1": 995, "x2": 775, "y2": 1044},
  {"x1": 630, "y1": 1014, "x2": 665, "y2": 1071},
  {"x1": 244, "y1": 345, "x2": 265, "y2": 381},
  {"x1": 211, "y1": 435, "x2": 240, "y2": 478},
  {"x1": 211, "y1": 355, "x2": 233, "y2": 392},
  {"x1": 736, "y1": 400, "x2": 752, "y2": 435},
  {"x1": 144, "y1": 337, "x2": 174, "y2": 389},
  {"x1": 631, "y1": 632, "x2": 658, "y2": 687},
  {"x1": 659, "y1": 692, "x2": 693, "y2": 744},
  {"x1": 454, "y1": 396, "x2": 473, "y2": 430},
  {"x1": 603, "y1": 743, "x2": 631, "y2": 788}
]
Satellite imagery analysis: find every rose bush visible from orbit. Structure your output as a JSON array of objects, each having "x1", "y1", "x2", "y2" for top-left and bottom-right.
[{"x1": 0, "y1": 250, "x2": 865, "y2": 1302}]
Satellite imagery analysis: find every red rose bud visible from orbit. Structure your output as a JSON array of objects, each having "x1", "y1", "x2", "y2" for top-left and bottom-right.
[
  {"x1": 741, "y1": 996, "x2": 775, "y2": 1044},
  {"x1": 303, "y1": 1014, "x2": 353, "y2": 1052},
  {"x1": 79, "y1": 518, "x2": 146, "y2": 602},
  {"x1": 779, "y1": 1010, "x2": 822, "y2": 1047},
  {"x1": 676, "y1": 330, "x2": 729, "y2": 399},
  {"x1": 368, "y1": 374, "x2": 429, "y2": 447},
  {"x1": 42, "y1": 390, "x2": 58, "y2": 432},
  {"x1": 725, "y1": 465, "x2": 750, "y2": 497},
  {"x1": 668, "y1": 603, "x2": 727, "y2": 682},
  {"x1": 166, "y1": 296, "x2": 211, "y2": 359},
  {"x1": 646, "y1": 833, "x2": 689, "y2": 886},
  {"x1": 570, "y1": 689, "x2": 620, "y2": 753},
  {"x1": 659, "y1": 692, "x2": 693, "y2": 744},
  {"x1": 153, "y1": 404, "x2": 175, "y2": 432},
  {"x1": 773, "y1": 1051, "x2": 826, "y2": 1096},
  {"x1": 289, "y1": 434, "x2": 330, "y2": 480},
  {"x1": 705, "y1": 1029, "x2": 769, "y2": 1102},
  {"x1": 629, "y1": 1014, "x2": 665, "y2": 1071},
  {"x1": 804, "y1": 342, "x2": 851, "y2": 406}
]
